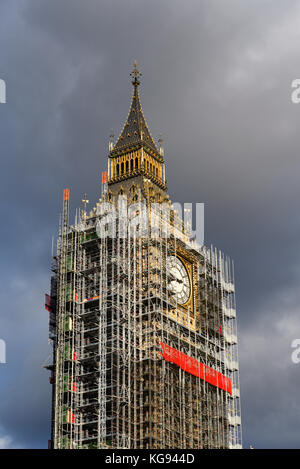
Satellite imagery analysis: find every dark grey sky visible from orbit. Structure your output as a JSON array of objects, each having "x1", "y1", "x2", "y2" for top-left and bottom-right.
[{"x1": 0, "y1": 0, "x2": 300, "y2": 448}]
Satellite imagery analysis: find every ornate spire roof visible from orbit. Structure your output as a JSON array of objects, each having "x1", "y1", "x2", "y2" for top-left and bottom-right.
[{"x1": 111, "y1": 61, "x2": 161, "y2": 159}]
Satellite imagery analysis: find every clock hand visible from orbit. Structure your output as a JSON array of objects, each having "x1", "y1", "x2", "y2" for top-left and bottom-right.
[{"x1": 169, "y1": 273, "x2": 182, "y2": 283}]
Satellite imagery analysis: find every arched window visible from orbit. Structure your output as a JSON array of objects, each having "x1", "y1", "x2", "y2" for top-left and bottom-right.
[
  {"x1": 121, "y1": 162, "x2": 124, "y2": 174},
  {"x1": 135, "y1": 157, "x2": 138, "y2": 169},
  {"x1": 116, "y1": 164, "x2": 119, "y2": 176},
  {"x1": 130, "y1": 159, "x2": 133, "y2": 172},
  {"x1": 126, "y1": 161, "x2": 129, "y2": 173}
]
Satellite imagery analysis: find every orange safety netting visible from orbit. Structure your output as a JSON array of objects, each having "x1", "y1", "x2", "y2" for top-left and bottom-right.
[{"x1": 160, "y1": 342, "x2": 232, "y2": 395}]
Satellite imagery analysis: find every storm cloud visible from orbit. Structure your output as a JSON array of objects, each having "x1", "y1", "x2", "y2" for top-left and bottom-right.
[{"x1": 0, "y1": 0, "x2": 300, "y2": 448}]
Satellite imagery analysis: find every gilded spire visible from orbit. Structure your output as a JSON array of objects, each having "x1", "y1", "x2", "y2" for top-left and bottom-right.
[
  {"x1": 111, "y1": 62, "x2": 162, "y2": 160},
  {"x1": 130, "y1": 60, "x2": 141, "y2": 87}
]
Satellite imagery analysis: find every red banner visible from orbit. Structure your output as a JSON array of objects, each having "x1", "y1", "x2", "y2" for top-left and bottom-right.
[
  {"x1": 160, "y1": 342, "x2": 232, "y2": 395},
  {"x1": 45, "y1": 293, "x2": 55, "y2": 313},
  {"x1": 102, "y1": 171, "x2": 108, "y2": 183},
  {"x1": 45, "y1": 293, "x2": 52, "y2": 312}
]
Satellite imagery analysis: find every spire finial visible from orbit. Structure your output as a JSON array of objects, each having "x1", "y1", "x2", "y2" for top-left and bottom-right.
[
  {"x1": 158, "y1": 134, "x2": 164, "y2": 157},
  {"x1": 109, "y1": 129, "x2": 115, "y2": 152},
  {"x1": 82, "y1": 193, "x2": 89, "y2": 212},
  {"x1": 130, "y1": 60, "x2": 141, "y2": 87}
]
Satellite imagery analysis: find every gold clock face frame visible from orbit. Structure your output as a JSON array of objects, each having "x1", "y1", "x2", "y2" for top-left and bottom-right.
[{"x1": 166, "y1": 255, "x2": 191, "y2": 305}]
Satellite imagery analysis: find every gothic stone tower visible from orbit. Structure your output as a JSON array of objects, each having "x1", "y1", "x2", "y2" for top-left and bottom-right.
[{"x1": 46, "y1": 62, "x2": 242, "y2": 449}]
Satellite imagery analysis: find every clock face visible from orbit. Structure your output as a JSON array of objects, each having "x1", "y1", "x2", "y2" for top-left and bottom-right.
[{"x1": 166, "y1": 256, "x2": 191, "y2": 304}]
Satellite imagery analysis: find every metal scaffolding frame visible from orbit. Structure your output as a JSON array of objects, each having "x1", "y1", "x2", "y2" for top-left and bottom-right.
[{"x1": 46, "y1": 182, "x2": 242, "y2": 449}]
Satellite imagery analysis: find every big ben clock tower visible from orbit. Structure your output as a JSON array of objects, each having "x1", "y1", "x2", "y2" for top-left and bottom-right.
[{"x1": 47, "y1": 62, "x2": 242, "y2": 449}]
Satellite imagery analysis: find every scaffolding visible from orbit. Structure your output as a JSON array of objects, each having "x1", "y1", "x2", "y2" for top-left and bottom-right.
[
  {"x1": 46, "y1": 182, "x2": 242, "y2": 449},
  {"x1": 46, "y1": 61, "x2": 241, "y2": 449}
]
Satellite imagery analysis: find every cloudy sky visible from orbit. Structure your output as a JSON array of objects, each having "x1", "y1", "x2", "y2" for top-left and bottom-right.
[{"x1": 1, "y1": 0, "x2": 300, "y2": 449}]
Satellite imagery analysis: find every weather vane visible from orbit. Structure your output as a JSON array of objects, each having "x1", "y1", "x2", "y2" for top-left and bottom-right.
[{"x1": 130, "y1": 60, "x2": 142, "y2": 86}]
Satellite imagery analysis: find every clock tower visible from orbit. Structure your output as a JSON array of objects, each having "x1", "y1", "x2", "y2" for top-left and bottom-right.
[{"x1": 47, "y1": 62, "x2": 242, "y2": 449}]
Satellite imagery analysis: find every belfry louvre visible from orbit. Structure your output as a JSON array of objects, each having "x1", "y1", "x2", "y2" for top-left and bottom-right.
[{"x1": 46, "y1": 63, "x2": 242, "y2": 449}]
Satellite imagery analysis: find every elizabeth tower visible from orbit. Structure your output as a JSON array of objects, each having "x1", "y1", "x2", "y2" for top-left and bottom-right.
[{"x1": 46, "y1": 63, "x2": 242, "y2": 449}]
